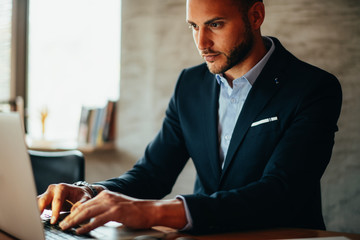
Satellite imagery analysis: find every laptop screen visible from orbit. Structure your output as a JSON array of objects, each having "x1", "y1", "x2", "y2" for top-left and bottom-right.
[{"x1": 0, "y1": 112, "x2": 45, "y2": 240}]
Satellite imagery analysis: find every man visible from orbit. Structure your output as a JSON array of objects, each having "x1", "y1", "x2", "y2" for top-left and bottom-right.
[{"x1": 38, "y1": 0, "x2": 342, "y2": 234}]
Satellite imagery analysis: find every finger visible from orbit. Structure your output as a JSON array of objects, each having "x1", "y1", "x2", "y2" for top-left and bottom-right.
[
  {"x1": 37, "y1": 185, "x2": 58, "y2": 213},
  {"x1": 37, "y1": 192, "x2": 53, "y2": 213},
  {"x1": 76, "y1": 211, "x2": 113, "y2": 235},
  {"x1": 50, "y1": 187, "x2": 67, "y2": 224},
  {"x1": 71, "y1": 201, "x2": 81, "y2": 211},
  {"x1": 70, "y1": 196, "x2": 89, "y2": 212},
  {"x1": 60, "y1": 200, "x2": 104, "y2": 230}
]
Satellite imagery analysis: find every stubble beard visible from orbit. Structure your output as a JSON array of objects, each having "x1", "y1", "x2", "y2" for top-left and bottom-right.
[{"x1": 205, "y1": 23, "x2": 254, "y2": 75}]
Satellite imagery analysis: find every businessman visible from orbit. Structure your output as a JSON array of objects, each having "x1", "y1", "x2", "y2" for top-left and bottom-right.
[{"x1": 38, "y1": 0, "x2": 342, "y2": 234}]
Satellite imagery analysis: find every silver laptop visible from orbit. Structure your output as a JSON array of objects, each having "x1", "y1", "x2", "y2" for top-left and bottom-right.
[{"x1": 0, "y1": 112, "x2": 166, "y2": 240}]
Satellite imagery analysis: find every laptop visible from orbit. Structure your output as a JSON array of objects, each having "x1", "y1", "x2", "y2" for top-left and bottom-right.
[{"x1": 0, "y1": 112, "x2": 166, "y2": 240}]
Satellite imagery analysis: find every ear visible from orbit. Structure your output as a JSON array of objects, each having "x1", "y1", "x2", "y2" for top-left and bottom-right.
[{"x1": 248, "y1": 2, "x2": 265, "y2": 31}]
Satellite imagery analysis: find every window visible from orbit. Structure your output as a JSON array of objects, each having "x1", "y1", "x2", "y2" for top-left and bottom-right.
[
  {"x1": 0, "y1": 0, "x2": 12, "y2": 102},
  {"x1": 27, "y1": 0, "x2": 121, "y2": 146}
]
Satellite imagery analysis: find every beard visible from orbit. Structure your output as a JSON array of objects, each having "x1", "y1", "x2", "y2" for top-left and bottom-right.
[{"x1": 204, "y1": 22, "x2": 254, "y2": 75}]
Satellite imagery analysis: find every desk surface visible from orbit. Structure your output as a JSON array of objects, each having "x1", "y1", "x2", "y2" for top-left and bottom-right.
[
  {"x1": 166, "y1": 228, "x2": 360, "y2": 240},
  {"x1": 1, "y1": 227, "x2": 360, "y2": 240}
]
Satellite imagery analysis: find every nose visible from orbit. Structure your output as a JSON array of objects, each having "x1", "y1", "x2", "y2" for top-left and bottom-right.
[{"x1": 195, "y1": 27, "x2": 213, "y2": 51}]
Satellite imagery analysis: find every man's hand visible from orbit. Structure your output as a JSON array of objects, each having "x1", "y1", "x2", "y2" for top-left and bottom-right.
[
  {"x1": 59, "y1": 190, "x2": 187, "y2": 235},
  {"x1": 37, "y1": 183, "x2": 93, "y2": 224}
]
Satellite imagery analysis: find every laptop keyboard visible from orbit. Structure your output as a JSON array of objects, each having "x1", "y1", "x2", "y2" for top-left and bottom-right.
[{"x1": 43, "y1": 220, "x2": 95, "y2": 239}]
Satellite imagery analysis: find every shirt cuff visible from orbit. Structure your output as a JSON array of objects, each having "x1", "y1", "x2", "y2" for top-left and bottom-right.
[{"x1": 176, "y1": 195, "x2": 193, "y2": 231}]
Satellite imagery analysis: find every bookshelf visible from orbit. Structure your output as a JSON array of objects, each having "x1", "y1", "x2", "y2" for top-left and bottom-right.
[{"x1": 26, "y1": 100, "x2": 117, "y2": 153}]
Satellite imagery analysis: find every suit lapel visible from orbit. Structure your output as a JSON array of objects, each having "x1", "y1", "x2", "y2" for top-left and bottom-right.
[
  {"x1": 221, "y1": 38, "x2": 291, "y2": 177},
  {"x1": 201, "y1": 70, "x2": 222, "y2": 181}
]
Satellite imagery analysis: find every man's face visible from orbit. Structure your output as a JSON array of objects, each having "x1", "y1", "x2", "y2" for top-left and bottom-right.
[{"x1": 186, "y1": 0, "x2": 254, "y2": 74}]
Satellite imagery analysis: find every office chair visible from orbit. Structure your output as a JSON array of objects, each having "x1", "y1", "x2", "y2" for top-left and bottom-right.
[{"x1": 28, "y1": 150, "x2": 85, "y2": 195}]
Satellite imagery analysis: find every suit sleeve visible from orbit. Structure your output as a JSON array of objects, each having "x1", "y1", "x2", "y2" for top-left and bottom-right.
[{"x1": 94, "y1": 70, "x2": 190, "y2": 199}]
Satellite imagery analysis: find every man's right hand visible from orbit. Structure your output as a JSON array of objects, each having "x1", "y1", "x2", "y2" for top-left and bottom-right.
[{"x1": 37, "y1": 183, "x2": 93, "y2": 224}]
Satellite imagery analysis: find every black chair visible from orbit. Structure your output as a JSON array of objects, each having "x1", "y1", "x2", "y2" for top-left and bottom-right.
[{"x1": 28, "y1": 150, "x2": 85, "y2": 195}]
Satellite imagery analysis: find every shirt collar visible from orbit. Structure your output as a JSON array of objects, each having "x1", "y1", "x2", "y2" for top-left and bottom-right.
[{"x1": 216, "y1": 36, "x2": 275, "y2": 86}]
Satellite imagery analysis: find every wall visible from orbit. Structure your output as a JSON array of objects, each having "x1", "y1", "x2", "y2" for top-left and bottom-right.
[
  {"x1": 117, "y1": 0, "x2": 201, "y2": 158},
  {"x1": 117, "y1": 0, "x2": 360, "y2": 233},
  {"x1": 262, "y1": 0, "x2": 360, "y2": 233}
]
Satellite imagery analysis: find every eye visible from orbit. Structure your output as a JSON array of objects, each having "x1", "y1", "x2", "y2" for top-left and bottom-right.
[
  {"x1": 188, "y1": 23, "x2": 199, "y2": 30},
  {"x1": 209, "y1": 22, "x2": 222, "y2": 28}
]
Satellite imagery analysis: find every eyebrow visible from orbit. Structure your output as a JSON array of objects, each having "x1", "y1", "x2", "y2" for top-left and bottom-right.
[
  {"x1": 205, "y1": 17, "x2": 225, "y2": 25},
  {"x1": 187, "y1": 17, "x2": 225, "y2": 26}
]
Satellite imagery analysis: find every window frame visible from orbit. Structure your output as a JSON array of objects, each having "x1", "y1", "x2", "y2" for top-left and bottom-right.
[{"x1": 11, "y1": 0, "x2": 28, "y2": 128}]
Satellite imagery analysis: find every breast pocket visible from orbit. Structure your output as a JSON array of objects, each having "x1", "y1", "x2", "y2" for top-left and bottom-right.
[{"x1": 247, "y1": 117, "x2": 280, "y2": 137}]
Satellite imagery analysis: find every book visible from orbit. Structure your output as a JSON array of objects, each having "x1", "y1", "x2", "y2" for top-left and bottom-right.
[{"x1": 77, "y1": 100, "x2": 117, "y2": 150}]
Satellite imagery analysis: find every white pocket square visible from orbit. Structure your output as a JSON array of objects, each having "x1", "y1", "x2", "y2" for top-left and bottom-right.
[{"x1": 251, "y1": 116, "x2": 278, "y2": 127}]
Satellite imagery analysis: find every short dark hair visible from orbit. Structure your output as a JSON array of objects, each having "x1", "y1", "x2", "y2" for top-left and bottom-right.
[{"x1": 232, "y1": 0, "x2": 263, "y2": 14}]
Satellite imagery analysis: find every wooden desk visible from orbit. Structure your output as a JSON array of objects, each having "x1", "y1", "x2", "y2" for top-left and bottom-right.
[
  {"x1": 165, "y1": 228, "x2": 360, "y2": 240},
  {"x1": 2, "y1": 227, "x2": 360, "y2": 240}
]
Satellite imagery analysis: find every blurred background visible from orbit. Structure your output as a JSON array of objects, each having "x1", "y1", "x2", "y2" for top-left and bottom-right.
[{"x1": 1, "y1": 0, "x2": 359, "y2": 234}]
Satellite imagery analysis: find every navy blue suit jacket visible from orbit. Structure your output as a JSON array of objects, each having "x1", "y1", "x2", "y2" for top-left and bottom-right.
[{"x1": 97, "y1": 38, "x2": 342, "y2": 233}]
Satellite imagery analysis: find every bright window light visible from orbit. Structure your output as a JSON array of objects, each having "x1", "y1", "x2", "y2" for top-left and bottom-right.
[
  {"x1": 0, "y1": 0, "x2": 12, "y2": 102},
  {"x1": 27, "y1": 0, "x2": 121, "y2": 145}
]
